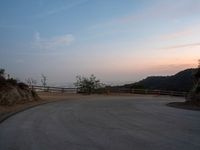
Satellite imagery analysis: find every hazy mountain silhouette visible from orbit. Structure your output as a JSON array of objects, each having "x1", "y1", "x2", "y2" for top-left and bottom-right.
[{"x1": 122, "y1": 68, "x2": 197, "y2": 92}]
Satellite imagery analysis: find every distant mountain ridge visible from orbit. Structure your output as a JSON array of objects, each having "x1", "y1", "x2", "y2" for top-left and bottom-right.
[{"x1": 122, "y1": 68, "x2": 197, "y2": 92}]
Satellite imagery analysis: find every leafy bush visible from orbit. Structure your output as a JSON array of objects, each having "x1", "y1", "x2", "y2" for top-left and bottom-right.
[
  {"x1": 0, "y1": 69, "x2": 5, "y2": 77},
  {"x1": 196, "y1": 85, "x2": 200, "y2": 93},
  {"x1": 7, "y1": 78, "x2": 18, "y2": 86},
  {"x1": 18, "y1": 82, "x2": 29, "y2": 90},
  {"x1": 0, "y1": 76, "x2": 6, "y2": 88},
  {"x1": 74, "y1": 74, "x2": 102, "y2": 94}
]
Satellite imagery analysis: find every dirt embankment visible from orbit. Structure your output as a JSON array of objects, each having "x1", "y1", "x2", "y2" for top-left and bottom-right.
[
  {"x1": 0, "y1": 78, "x2": 41, "y2": 121},
  {"x1": 0, "y1": 85, "x2": 39, "y2": 106}
]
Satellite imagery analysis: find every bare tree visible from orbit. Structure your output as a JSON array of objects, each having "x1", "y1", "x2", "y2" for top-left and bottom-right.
[
  {"x1": 41, "y1": 74, "x2": 47, "y2": 87},
  {"x1": 26, "y1": 78, "x2": 37, "y2": 87}
]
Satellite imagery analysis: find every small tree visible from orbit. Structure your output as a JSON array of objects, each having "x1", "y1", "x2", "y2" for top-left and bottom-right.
[
  {"x1": 74, "y1": 74, "x2": 101, "y2": 94},
  {"x1": 0, "y1": 69, "x2": 5, "y2": 77},
  {"x1": 41, "y1": 74, "x2": 47, "y2": 87},
  {"x1": 187, "y1": 60, "x2": 200, "y2": 103},
  {"x1": 194, "y1": 60, "x2": 200, "y2": 93},
  {"x1": 194, "y1": 59, "x2": 200, "y2": 80},
  {"x1": 0, "y1": 68, "x2": 6, "y2": 85}
]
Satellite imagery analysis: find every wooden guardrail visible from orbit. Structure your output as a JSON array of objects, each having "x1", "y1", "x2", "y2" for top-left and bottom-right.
[
  {"x1": 106, "y1": 88, "x2": 187, "y2": 97},
  {"x1": 30, "y1": 85, "x2": 77, "y2": 93},
  {"x1": 30, "y1": 85, "x2": 187, "y2": 97},
  {"x1": 133, "y1": 89, "x2": 187, "y2": 96}
]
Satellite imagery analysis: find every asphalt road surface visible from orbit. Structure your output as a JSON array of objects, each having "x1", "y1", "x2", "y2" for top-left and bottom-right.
[{"x1": 0, "y1": 95, "x2": 200, "y2": 150}]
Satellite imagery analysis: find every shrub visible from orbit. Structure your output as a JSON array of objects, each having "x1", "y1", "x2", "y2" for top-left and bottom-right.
[
  {"x1": 18, "y1": 82, "x2": 29, "y2": 90},
  {"x1": 74, "y1": 74, "x2": 102, "y2": 94},
  {"x1": 7, "y1": 78, "x2": 18, "y2": 86},
  {"x1": 0, "y1": 69, "x2": 5, "y2": 77}
]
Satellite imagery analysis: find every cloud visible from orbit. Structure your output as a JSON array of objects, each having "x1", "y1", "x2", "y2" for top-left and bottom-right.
[
  {"x1": 159, "y1": 29, "x2": 195, "y2": 40},
  {"x1": 89, "y1": 0, "x2": 200, "y2": 31},
  {"x1": 159, "y1": 24, "x2": 200, "y2": 40},
  {"x1": 145, "y1": 0, "x2": 200, "y2": 20},
  {"x1": 162, "y1": 43, "x2": 200, "y2": 50},
  {"x1": 153, "y1": 63, "x2": 195, "y2": 70},
  {"x1": 34, "y1": 32, "x2": 74, "y2": 49},
  {"x1": 36, "y1": 0, "x2": 89, "y2": 18}
]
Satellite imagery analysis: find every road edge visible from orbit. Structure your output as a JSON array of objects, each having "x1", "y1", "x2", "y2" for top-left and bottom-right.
[{"x1": 0, "y1": 99, "x2": 66, "y2": 124}]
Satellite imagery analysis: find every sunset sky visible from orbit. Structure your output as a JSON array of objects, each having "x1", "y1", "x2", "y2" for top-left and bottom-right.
[{"x1": 0, "y1": 0, "x2": 200, "y2": 86}]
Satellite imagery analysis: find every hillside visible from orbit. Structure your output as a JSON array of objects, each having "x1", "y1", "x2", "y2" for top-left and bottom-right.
[
  {"x1": 0, "y1": 74, "x2": 40, "y2": 106},
  {"x1": 122, "y1": 68, "x2": 197, "y2": 92}
]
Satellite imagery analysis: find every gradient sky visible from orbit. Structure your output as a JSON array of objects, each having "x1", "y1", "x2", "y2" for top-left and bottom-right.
[{"x1": 0, "y1": 0, "x2": 200, "y2": 86}]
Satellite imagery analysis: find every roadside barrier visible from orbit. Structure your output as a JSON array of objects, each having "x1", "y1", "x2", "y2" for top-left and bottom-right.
[
  {"x1": 30, "y1": 85, "x2": 187, "y2": 97},
  {"x1": 30, "y1": 85, "x2": 77, "y2": 93}
]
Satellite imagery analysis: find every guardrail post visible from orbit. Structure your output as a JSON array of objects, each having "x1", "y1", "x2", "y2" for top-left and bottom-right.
[
  {"x1": 159, "y1": 90, "x2": 161, "y2": 95},
  {"x1": 145, "y1": 89, "x2": 148, "y2": 94},
  {"x1": 47, "y1": 86, "x2": 49, "y2": 92},
  {"x1": 62, "y1": 88, "x2": 64, "y2": 93},
  {"x1": 106, "y1": 88, "x2": 110, "y2": 95}
]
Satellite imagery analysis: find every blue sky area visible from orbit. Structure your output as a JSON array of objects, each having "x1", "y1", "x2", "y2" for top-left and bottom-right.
[{"x1": 0, "y1": 0, "x2": 200, "y2": 86}]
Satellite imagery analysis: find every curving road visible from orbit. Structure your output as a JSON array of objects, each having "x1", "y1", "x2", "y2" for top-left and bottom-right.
[{"x1": 0, "y1": 95, "x2": 200, "y2": 150}]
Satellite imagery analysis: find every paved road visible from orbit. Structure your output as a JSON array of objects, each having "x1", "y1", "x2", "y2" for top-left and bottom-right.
[{"x1": 0, "y1": 95, "x2": 200, "y2": 150}]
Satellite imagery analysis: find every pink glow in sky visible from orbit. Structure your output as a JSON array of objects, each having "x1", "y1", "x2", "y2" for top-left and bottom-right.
[{"x1": 0, "y1": 0, "x2": 199, "y2": 85}]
